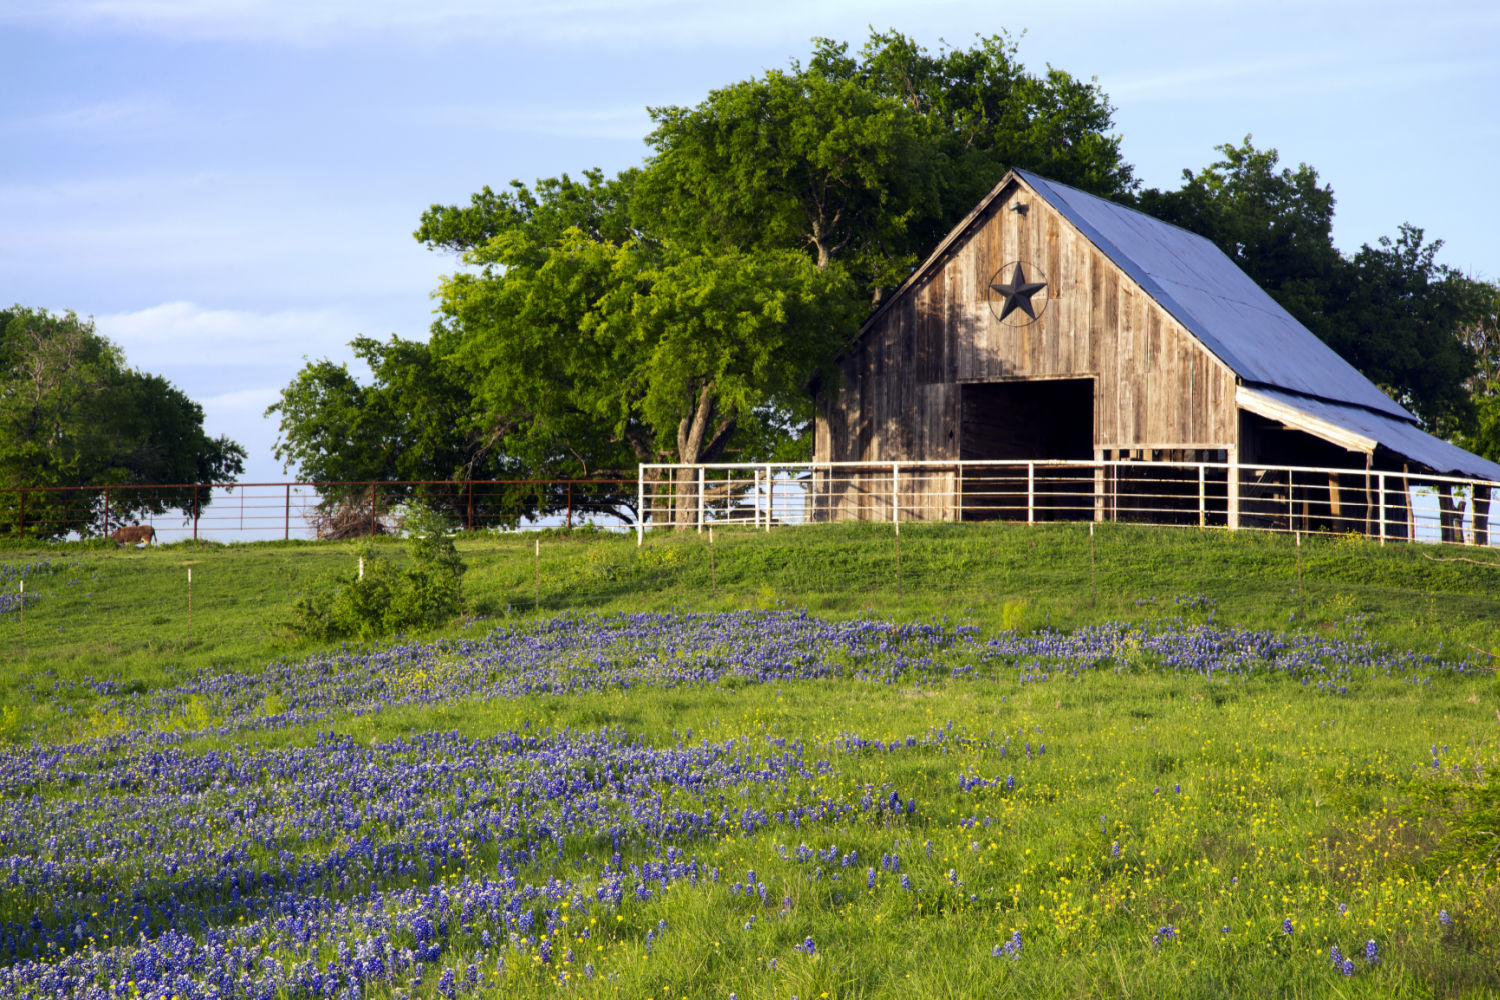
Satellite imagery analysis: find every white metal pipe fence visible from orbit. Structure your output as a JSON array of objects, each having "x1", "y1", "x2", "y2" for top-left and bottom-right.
[{"x1": 637, "y1": 460, "x2": 1500, "y2": 548}]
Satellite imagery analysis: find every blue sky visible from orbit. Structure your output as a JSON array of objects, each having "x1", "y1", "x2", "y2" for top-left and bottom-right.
[{"x1": 4, "y1": 0, "x2": 1498, "y2": 482}]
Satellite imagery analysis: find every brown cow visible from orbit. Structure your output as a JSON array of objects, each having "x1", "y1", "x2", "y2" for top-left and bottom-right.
[{"x1": 110, "y1": 525, "x2": 156, "y2": 546}]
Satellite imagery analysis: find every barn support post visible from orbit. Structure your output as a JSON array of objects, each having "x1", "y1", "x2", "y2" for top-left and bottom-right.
[
  {"x1": 1476, "y1": 484, "x2": 1492, "y2": 547},
  {"x1": 765, "y1": 464, "x2": 773, "y2": 532},
  {"x1": 1227, "y1": 447, "x2": 1240, "y2": 531},
  {"x1": 1027, "y1": 462, "x2": 1035, "y2": 524},
  {"x1": 696, "y1": 467, "x2": 705, "y2": 533},
  {"x1": 636, "y1": 467, "x2": 644, "y2": 546},
  {"x1": 1198, "y1": 464, "x2": 1206, "y2": 528}
]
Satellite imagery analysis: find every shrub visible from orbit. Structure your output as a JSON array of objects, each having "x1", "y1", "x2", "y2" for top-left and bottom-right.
[{"x1": 288, "y1": 507, "x2": 465, "y2": 640}]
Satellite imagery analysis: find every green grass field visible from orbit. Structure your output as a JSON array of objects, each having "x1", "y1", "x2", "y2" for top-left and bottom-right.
[{"x1": 2, "y1": 523, "x2": 1498, "y2": 998}]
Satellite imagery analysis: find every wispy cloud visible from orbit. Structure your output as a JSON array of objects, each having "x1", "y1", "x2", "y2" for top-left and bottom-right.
[
  {"x1": 202, "y1": 386, "x2": 284, "y2": 415},
  {"x1": 420, "y1": 104, "x2": 654, "y2": 141},
  {"x1": 93, "y1": 301, "x2": 366, "y2": 370},
  {"x1": 3, "y1": 0, "x2": 945, "y2": 46},
  {"x1": 13, "y1": 95, "x2": 174, "y2": 135}
]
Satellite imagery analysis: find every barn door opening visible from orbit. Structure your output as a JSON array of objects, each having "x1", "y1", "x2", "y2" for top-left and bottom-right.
[{"x1": 959, "y1": 378, "x2": 1094, "y2": 521}]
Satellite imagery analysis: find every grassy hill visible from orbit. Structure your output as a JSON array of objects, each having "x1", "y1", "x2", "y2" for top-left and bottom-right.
[{"x1": 2, "y1": 523, "x2": 1498, "y2": 998}]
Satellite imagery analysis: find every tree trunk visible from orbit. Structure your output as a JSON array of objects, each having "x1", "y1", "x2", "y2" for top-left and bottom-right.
[
  {"x1": 671, "y1": 384, "x2": 736, "y2": 530},
  {"x1": 1437, "y1": 484, "x2": 1466, "y2": 544}
]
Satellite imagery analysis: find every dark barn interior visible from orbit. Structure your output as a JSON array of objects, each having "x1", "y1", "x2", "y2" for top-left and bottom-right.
[{"x1": 959, "y1": 378, "x2": 1093, "y2": 521}]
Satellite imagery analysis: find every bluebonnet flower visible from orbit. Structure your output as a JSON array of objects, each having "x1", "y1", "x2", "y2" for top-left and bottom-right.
[
  {"x1": 795, "y1": 936, "x2": 816, "y2": 955},
  {"x1": 1439, "y1": 910, "x2": 1452, "y2": 927},
  {"x1": 1364, "y1": 939, "x2": 1377, "y2": 964},
  {"x1": 1283, "y1": 918, "x2": 1294, "y2": 935}
]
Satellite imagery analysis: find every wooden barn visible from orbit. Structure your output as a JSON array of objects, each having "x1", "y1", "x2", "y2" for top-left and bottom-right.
[{"x1": 812, "y1": 168, "x2": 1500, "y2": 538}]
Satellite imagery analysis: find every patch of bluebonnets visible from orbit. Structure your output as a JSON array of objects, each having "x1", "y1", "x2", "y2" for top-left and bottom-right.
[{"x1": 0, "y1": 608, "x2": 1487, "y2": 997}]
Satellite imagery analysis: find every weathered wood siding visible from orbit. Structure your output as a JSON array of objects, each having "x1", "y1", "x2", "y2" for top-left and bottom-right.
[{"x1": 816, "y1": 177, "x2": 1238, "y2": 473}]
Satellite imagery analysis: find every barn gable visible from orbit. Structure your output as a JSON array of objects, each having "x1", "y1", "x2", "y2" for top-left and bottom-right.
[{"x1": 816, "y1": 169, "x2": 1500, "y2": 483}]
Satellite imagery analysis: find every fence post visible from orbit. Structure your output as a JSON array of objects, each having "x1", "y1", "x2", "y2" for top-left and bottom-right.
[
  {"x1": 753, "y1": 468, "x2": 761, "y2": 529},
  {"x1": 17, "y1": 490, "x2": 23, "y2": 539},
  {"x1": 765, "y1": 464, "x2": 773, "y2": 532},
  {"x1": 637, "y1": 467, "x2": 645, "y2": 546},
  {"x1": 892, "y1": 462, "x2": 900, "y2": 528},
  {"x1": 1287, "y1": 470, "x2": 1295, "y2": 533},
  {"x1": 193, "y1": 488, "x2": 199, "y2": 541},
  {"x1": 103, "y1": 485, "x2": 110, "y2": 537},
  {"x1": 1027, "y1": 462, "x2": 1035, "y2": 524},
  {"x1": 1228, "y1": 448, "x2": 1240, "y2": 530},
  {"x1": 567, "y1": 481, "x2": 573, "y2": 529},
  {"x1": 369, "y1": 484, "x2": 376, "y2": 536},
  {"x1": 284, "y1": 484, "x2": 290, "y2": 541},
  {"x1": 1198, "y1": 464, "x2": 1206, "y2": 528},
  {"x1": 1377, "y1": 473, "x2": 1386, "y2": 545},
  {"x1": 697, "y1": 467, "x2": 705, "y2": 533}
]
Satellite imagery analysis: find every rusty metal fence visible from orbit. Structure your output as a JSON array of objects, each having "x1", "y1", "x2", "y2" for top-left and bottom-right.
[{"x1": 0, "y1": 479, "x2": 637, "y2": 542}]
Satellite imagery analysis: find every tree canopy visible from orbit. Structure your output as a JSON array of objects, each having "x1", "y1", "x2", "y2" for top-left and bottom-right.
[
  {"x1": 1, "y1": 305, "x2": 246, "y2": 538},
  {"x1": 1140, "y1": 137, "x2": 1494, "y2": 438}
]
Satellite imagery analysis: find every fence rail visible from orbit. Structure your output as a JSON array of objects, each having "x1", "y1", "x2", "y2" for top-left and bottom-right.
[
  {"x1": 638, "y1": 459, "x2": 1499, "y2": 547},
  {"x1": 5, "y1": 461, "x2": 1497, "y2": 547},
  {"x1": 0, "y1": 479, "x2": 637, "y2": 542}
]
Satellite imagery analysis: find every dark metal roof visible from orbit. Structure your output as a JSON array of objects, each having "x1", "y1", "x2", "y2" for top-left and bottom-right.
[
  {"x1": 1247, "y1": 388, "x2": 1500, "y2": 480},
  {"x1": 1015, "y1": 170, "x2": 1415, "y2": 422}
]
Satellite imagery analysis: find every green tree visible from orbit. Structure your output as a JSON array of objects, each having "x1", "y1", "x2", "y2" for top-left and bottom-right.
[
  {"x1": 1334, "y1": 225, "x2": 1480, "y2": 436},
  {"x1": 814, "y1": 31, "x2": 1134, "y2": 237},
  {"x1": 430, "y1": 214, "x2": 858, "y2": 523},
  {"x1": 1137, "y1": 137, "x2": 1343, "y2": 332},
  {"x1": 1457, "y1": 279, "x2": 1500, "y2": 461},
  {"x1": 637, "y1": 31, "x2": 1132, "y2": 294},
  {"x1": 634, "y1": 63, "x2": 938, "y2": 289},
  {"x1": 0, "y1": 306, "x2": 245, "y2": 538},
  {"x1": 1141, "y1": 139, "x2": 1485, "y2": 436},
  {"x1": 267, "y1": 335, "x2": 482, "y2": 482}
]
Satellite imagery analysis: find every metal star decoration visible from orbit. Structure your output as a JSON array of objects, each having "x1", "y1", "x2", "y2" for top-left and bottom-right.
[{"x1": 989, "y1": 262, "x2": 1048, "y2": 323}]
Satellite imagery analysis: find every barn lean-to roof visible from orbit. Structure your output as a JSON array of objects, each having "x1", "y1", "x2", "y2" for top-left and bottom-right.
[{"x1": 855, "y1": 168, "x2": 1500, "y2": 481}]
